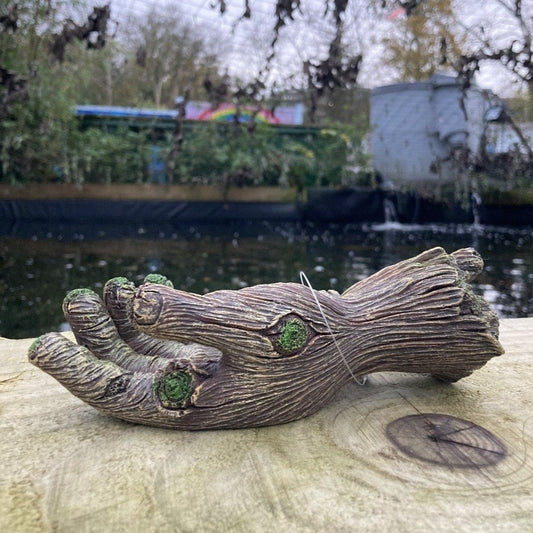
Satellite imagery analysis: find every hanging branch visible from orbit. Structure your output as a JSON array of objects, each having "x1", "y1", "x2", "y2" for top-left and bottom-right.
[
  {"x1": 210, "y1": 0, "x2": 361, "y2": 124},
  {"x1": 398, "y1": 0, "x2": 423, "y2": 16},
  {"x1": 0, "y1": 66, "x2": 28, "y2": 120},
  {"x1": 203, "y1": 71, "x2": 266, "y2": 130},
  {"x1": 304, "y1": 21, "x2": 362, "y2": 123},
  {"x1": 166, "y1": 89, "x2": 190, "y2": 184},
  {"x1": 49, "y1": 5, "x2": 111, "y2": 62},
  {"x1": 446, "y1": 0, "x2": 533, "y2": 89},
  {"x1": 271, "y1": 0, "x2": 302, "y2": 49},
  {"x1": 203, "y1": 72, "x2": 230, "y2": 109},
  {"x1": 0, "y1": 3, "x2": 19, "y2": 33}
]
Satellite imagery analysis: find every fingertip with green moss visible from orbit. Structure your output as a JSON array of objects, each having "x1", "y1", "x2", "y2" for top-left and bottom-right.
[
  {"x1": 144, "y1": 273, "x2": 174, "y2": 288},
  {"x1": 106, "y1": 276, "x2": 132, "y2": 287},
  {"x1": 28, "y1": 335, "x2": 45, "y2": 359},
  {"x1": 64, "y1": 287, "x2": 97, "y2": 303}
]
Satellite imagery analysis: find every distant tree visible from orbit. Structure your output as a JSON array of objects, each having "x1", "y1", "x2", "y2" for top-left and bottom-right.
[
  {"x1": 0, "y1": 1, "x2": 112, "y2": 182},
  {"x1": 380, "y1": 0, "x2": 465, "y2": 82},
  {"x1": 121, "y1": 8, "x2": 224, "y2": 107}
]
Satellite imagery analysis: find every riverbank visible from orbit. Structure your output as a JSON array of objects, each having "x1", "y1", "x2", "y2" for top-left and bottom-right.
[
  {"x1": 1, "y1": 183, "x2": 532, "y2": 225},
  {"x1": 1, "y1": 318, "x2": 532, "y2": 531}
]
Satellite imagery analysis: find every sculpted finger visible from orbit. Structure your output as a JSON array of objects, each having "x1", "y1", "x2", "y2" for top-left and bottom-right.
[
  {"x1": 103, "y1": 275, "x2": 188, "y2": 356},
  {"x1": 28, "y1": 332, "x2": 138, "y2": 408},
  {"x1": 28, "y1": 333, "x2": 196, "y2": 426},
  {"x1": 63, "y1": 288, "x2": 169, "y2": 373},
  {"x1": 102, "y1": 276, "x2": 138, "y2": 339},
  {"x1": 103, "y1": 277, "x2": 222, "y2": 375}
]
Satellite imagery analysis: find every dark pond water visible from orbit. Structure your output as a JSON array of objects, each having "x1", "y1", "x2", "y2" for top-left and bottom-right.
[{"x1": 1, "y1": 220, "x2": 532, "y2": 338}]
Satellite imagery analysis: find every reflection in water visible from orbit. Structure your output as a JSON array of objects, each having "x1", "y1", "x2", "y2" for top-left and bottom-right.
[{"x1": 1, "y1": 221, "x2": 531, "y2": 338}]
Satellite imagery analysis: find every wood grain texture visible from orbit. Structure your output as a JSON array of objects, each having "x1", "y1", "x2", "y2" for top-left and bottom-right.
[
  {"x1": 28, "y1": 248, "x2": 504, "y2": 430},
  {"x1": 1, "y1": 318, "x2": 532, "y2": 532}
]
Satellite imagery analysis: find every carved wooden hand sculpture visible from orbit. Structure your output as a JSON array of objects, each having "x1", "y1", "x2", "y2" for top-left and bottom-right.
[{"x1": 29, "y1": 247, "x2": 504, "y2": 430}]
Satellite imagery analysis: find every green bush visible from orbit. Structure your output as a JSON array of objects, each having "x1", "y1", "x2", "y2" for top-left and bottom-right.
[
  {"x1": 71, "y1": 128, "x2": 149, "y2": 184},
  {"x1": 175, "y1": 122, "x2": 283, "y2": 187},
  {"x1": 0, "y1": 68, "x2": 80, "y2": 184},
  {"x1": 170, "y1": 121, "x2": 365, "y2": 189}
]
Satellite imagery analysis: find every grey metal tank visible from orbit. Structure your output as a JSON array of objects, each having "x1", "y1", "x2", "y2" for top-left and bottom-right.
[{"x1": 370, "y1": 74, "x2": 489, "y2": 183}]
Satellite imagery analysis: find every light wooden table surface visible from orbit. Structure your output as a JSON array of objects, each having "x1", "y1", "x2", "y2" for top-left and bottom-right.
[{"x1": 1, "y1": 318, "x2": 532, "y2": 532}]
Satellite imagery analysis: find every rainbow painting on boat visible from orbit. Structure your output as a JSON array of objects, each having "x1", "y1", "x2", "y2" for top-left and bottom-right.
[{"x1": 198, "y1": 104, "x2": 280, "y2": 124}]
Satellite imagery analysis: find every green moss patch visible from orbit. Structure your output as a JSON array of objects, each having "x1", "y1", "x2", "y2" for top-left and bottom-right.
[
  {"x1": 277, "y1": 318, "x2": 308, "y2": 353},
  {"x1": 64, "y1": 288, "x2": 96, "y2": 302},
  {"x1": 154, "y1": 370, "x2": 193, "y2": 409},
  {"x1": 144, "y1": 274, "x2": 174, "y2": 288},
  {"x1": 107, "y1": 276, "x2": 130, "y2": 286},
  {"x1": 27, "y1": 335, "x2": 45, "y2": 360}
]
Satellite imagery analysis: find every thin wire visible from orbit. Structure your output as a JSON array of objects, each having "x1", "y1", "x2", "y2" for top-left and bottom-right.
[{"x1": 300, "y1": 271, "x2": 366, "y2": 386}]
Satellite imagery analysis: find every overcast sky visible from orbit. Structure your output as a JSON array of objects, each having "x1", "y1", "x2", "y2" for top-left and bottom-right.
[{"x1": 106, "y1": 0, "x2": 526, "y2": 98}]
